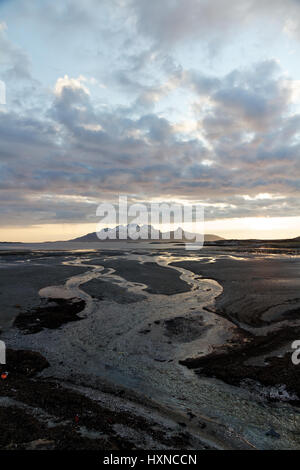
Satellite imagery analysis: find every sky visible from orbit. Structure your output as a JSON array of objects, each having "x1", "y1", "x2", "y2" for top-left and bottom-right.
[{"x1": 1, "y1": 0, "x2": 300, "y2": 241}]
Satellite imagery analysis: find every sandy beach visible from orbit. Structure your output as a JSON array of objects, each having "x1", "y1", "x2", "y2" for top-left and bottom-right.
[{"x1": 0, "y1": 243, "x2": 300, "y2": 450}]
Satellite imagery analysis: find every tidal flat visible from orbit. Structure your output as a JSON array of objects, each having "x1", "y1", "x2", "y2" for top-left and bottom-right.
[{"x1": 0, "y1": 243, "x2": 300, "y2": 450}]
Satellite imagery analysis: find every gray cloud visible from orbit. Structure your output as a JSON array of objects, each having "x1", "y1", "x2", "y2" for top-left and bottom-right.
[
  {"x1": 1, "y1": 57, "x2": 300, "y2": 226},
  {"x1": 130, "y1": 0, "x2": 300, "y2": 48},
  {"x1": 0, "y1": 26, "x2": 32, "y2": 82},
  {"x1": 1, "y1": 2, "x2": 300, "y2": 229}
]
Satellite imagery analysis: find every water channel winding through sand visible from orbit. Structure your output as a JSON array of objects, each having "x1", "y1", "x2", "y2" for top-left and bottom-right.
[{"x1": 3, "y1": 250, "x2": 300, "y2": 449}]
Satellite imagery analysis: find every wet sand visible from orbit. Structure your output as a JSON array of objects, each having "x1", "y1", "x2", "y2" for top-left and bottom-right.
[
  {"x1": 172, "y1": 254, "x2": 300, "y2": 406},
  {"x1": 91, "y1": 258, "x2": 191, "y2": 295},
  {"x1": 0, "y1": 257, "x2": 90, "y2": 329},
  {"x1": 171, "y1": 255, "x2": 300, "y2": 327},
  {"x1": 81, "y1": 278, "x2": 146, "y2": 304},
  {"x1": 0, "y1": 349, "x2": 206, "y2": 450},
  {"x1": 0, "y1": 245, "x2": 300, "y2": 450}
]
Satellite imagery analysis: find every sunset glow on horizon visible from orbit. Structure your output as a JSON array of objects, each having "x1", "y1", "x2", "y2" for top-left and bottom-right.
[{"x1": 1, "y1": 215, "x2": 300, "y2": 243}]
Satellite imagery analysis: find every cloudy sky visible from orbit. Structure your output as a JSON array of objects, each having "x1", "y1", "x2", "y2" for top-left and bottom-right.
[{"x1": 1, "y1": 0, "x2": 300, "y2": 241}]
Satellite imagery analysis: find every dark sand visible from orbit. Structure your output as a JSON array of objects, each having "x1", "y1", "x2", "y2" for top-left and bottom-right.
[
  {"x1": 0, "y1": 263, "x2": 90, "y2": 328},
  {"x1": 14, "y1": 298, "x2": 86, "y2": 334},
  {"x1": 98, "y1": 259, "x2": 191, "y2": 295},
  {"x1": 171, "y1": 256, "x2": 300, "y2": 327},
  {"x1": 163, "y1": 316, "x2": 212, "y2": 343},
  {"x1": 181, "y1": 324, "x2": 300, "y2": 403},
  {"x1": 0, "y1": 349, "x2": 211, "y2": 450},
  {"x1": 1, "y1": 247, "x2": 300, "y2": 450},
  {"x1": 81, "y1": 278, "x2": 146, "y2": 304},
  {"x1": 172, "y1": 255, "x2": 300, "y2": 403}
]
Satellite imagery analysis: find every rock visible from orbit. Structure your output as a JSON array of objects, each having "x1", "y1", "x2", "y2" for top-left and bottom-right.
[
  {"x1": 266, "y1": 428, "x2": 280, "y2": 439},
  {"x1": 1, "y1": 349, "x2": 49, "y2": 377},
  {"x1": 25, "y1": 439, "x2": 55, "y2": 450}
]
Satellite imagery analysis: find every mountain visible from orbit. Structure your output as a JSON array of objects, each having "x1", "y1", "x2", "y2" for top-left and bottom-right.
[
  {"x1": 204, "y1": 234, "x2": 224, "y2": 242},
  {"x1": 69, "y1": 225, "x2": 224, "y2": 242}
]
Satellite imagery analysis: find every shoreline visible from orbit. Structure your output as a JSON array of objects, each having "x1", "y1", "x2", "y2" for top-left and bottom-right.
[{"x1": 1, "y1": 248, "x2": 300, "y2": 449}]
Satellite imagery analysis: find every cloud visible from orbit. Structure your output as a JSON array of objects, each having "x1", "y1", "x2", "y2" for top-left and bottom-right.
[
  {"x1": 196, "y1": 60, "x2": 291, "y2": 146},
  {"x1": 1, "y1": 60, "x2": 300, "y2": 226},
  {"x1": 1, "y1": 1, "x2": 300, "y2": 230},
  {"x1": 54, "y1": 75, "x2": 90, "y2": 97},
  {"x1": 131, "y1": 0, "x2": 250, "y2": 48},
  {"x1": 0, "y1": 24, "x2": 32, "y2": 81},
  {"x1": 130, "y1": 0, "x2": 300, "y2": 49}
]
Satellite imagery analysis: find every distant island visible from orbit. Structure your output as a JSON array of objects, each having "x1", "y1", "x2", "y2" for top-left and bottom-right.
[
  {"x1": 68, "y1": 224, "x2": 224, "y2": 243},
  {"x1": 1, "y1": 228, "x2": 300, "y2": 246}
]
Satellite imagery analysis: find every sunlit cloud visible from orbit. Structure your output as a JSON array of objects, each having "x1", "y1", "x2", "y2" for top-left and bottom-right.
[{"x1": 241, "y1": 193, "x2": 286, "y2": 201}]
